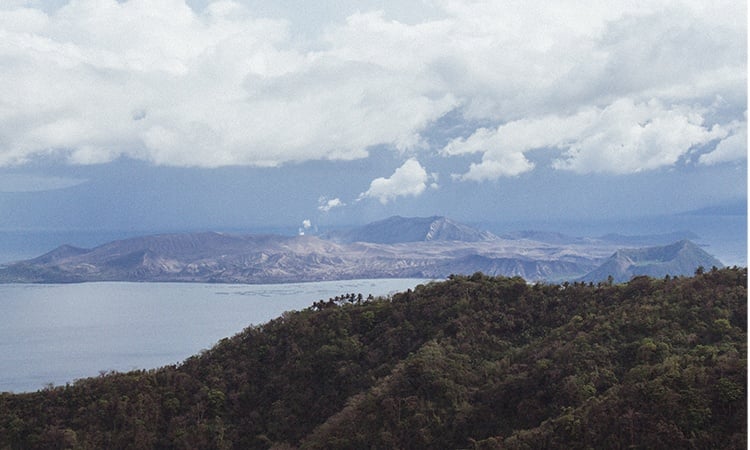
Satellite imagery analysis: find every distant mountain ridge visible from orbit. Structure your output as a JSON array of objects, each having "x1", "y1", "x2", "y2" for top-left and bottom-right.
[
  {"x1": 499, "y1": 230, "x2": 588, "y2": 245},
  {"x1": 679, "y1": 199, "x2": 747, "y2": 216},
  {"x1": 322, "y1": 216, "x2": 498, "y2": 244},
  {"x1": 596, "y1": 231, "x2": 700, "y2": 246},
  {"x1": 0, "y1": 216, "x2": 725, "y2": 284},
  {"x1": 580, "y1": 240, "x2": 723, "y2": 283}
]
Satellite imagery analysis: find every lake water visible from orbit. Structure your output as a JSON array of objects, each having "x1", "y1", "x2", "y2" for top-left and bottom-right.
[{"x1": 0, "y1": 279, "x2": 430, "y2": 393}]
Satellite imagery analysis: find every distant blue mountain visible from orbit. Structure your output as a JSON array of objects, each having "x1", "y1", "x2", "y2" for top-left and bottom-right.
[
  {"x1": 499, "y1": 230, "x2": 587, "y2": 245},
  {"x1": 322, "y1": 216, "x2": 498, "y2": 244},
  {"x1": 0, "y1": 216, "x2": 728, "y2": 284},
  {"x1": 679, "y1": 200, "x2": 747, "y2": 216},
  {"x1": 597, "y1": 231, "x2": 700, "y2": 246},
  {"x1": 580, "y1": 240, "x2": 723, "y2": 283}
]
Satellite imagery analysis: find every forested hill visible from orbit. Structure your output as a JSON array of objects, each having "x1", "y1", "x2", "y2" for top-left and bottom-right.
[{"x1": 1, "y1": 268, "x2": 746, "y2": 449}]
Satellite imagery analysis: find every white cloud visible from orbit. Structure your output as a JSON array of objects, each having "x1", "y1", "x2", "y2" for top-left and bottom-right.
[
  {"x1": 358, "y1": 158, "x2": 435, "y2": 204},
  {"x1": 0, "y1": 0, "x2": 744, "y2": 174},
  {"x1": 699, "y1": 123, "x2": 748, "y2": 166},
  {"x1": 445, "y1": 99, "x2": 733, "y2": 180},
  {"x1": 0, "y1": 1, "x2": 456, "y2": 168},
  {"x1": 552, "y1": 99, "x2": 730, "y2": 174},
  {"x1": 0, "y1": 173, "x2": 87, "y2": 192},
  {"x1": 318, "y1": 196, "x2": 344, "y2": 212}
]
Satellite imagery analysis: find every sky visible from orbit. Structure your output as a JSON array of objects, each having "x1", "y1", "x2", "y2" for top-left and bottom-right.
[{"x1": 0, "y1": 0, "x2": 746, "y2": 235}]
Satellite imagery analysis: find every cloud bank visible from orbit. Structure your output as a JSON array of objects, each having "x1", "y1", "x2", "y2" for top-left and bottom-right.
[
  {"x1": 444, "y1": 99, "x2": 733, "y2": 180},
  {"x1": 0, "y1": 0, "x2": 745, "y2": 181}
]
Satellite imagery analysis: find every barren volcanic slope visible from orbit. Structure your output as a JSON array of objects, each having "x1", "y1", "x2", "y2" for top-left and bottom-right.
[{"x1": 0, "y1": 217, "x2": 723, "y2": 283}]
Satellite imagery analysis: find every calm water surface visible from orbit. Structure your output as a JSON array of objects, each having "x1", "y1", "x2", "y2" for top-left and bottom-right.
[{"x1": 0, "y1": 279, "x2": 430, "y2": 393}]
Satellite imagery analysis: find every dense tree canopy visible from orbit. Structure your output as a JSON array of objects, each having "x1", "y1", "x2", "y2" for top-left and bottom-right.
[{"x1": 0, "y1": 267, "x2": 746, "y2": 449}]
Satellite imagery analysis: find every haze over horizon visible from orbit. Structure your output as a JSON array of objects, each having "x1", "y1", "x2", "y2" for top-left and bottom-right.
[{"x1": 0, "y1": 1, "x2": 746, "y2": 247}]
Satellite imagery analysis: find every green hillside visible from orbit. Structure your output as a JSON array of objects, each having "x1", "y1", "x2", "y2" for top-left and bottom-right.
[{"x1": 0, "y1": 268, "x2": 746, "y2": 449}]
